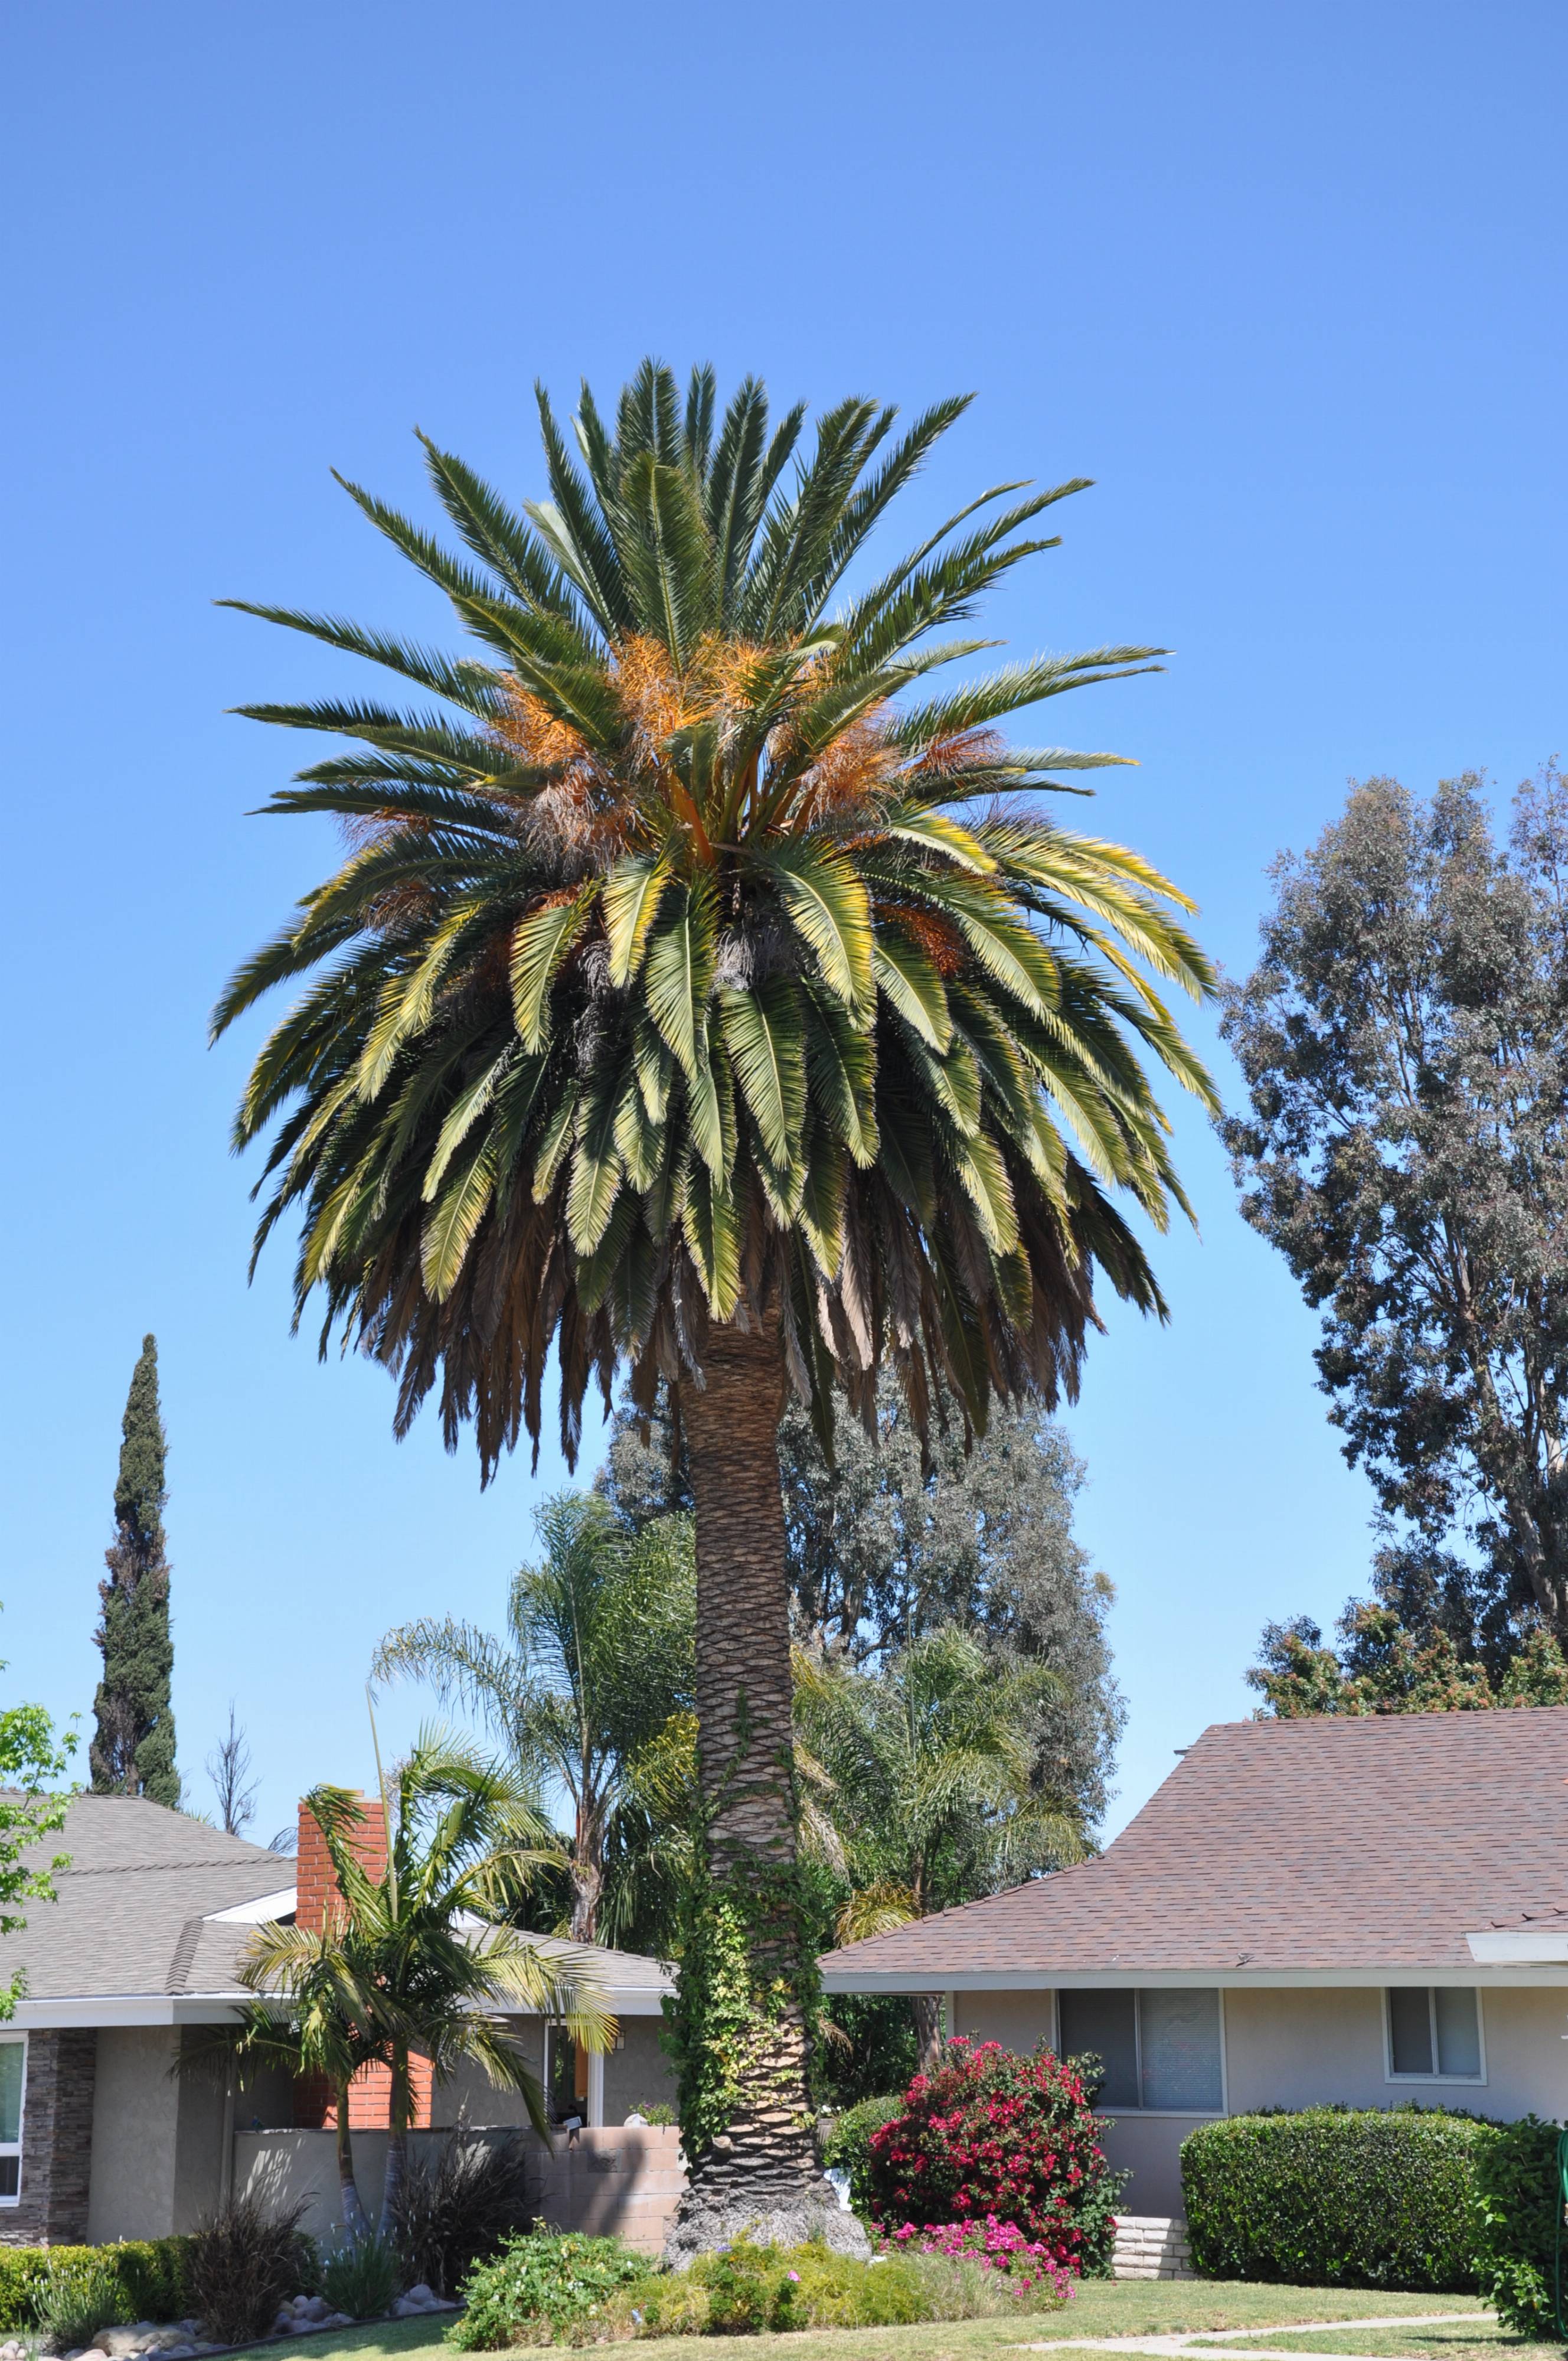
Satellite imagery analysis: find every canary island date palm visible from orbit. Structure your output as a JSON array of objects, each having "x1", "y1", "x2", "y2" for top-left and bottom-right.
[
  {"x1": 214, "y1": 361, "x2": 1215, "y2": 2249},
  {"x1": 237, "y1": 1735, "x2": 610, "y2": 2244}
]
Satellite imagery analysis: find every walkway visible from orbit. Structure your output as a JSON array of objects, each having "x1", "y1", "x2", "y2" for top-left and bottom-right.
[{"x1": 1022, "y1": 2311, "x2": 1497, "y2": 2361}]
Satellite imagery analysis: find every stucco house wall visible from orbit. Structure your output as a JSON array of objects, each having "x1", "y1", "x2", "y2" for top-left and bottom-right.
[
  {"x1": 87, "y1": 2029, "x2": 259, "y2": 2243},
  {"x1": 955, "y1": 1983, "x2": 1568, "y2": 2216}
]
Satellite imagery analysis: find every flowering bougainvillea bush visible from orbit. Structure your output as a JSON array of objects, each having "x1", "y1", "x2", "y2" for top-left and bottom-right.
[
  {"x1": 886, "y1": 2216, "x2": 1077, "y2": 2298},
  {"x1": 865, "y1": 2038, "x2": 1124, "y2": 2275}
]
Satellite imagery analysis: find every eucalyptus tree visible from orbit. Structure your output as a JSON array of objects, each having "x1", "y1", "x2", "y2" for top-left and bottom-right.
[
  {"x1": 1223, "y1": 769, "x2": 1568, "y2": 1636},
  {"x1": 214, "y1": 360, "x2": 1214, "y2": 2248},
  {"x1": 373, "y1": 1493, "x2": 694, "y2": 1945}
]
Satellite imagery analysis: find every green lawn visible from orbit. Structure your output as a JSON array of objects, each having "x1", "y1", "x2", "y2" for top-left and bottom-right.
[{"x1": 224, "y1": 2282, "x2": 1502, "y2": 2361}]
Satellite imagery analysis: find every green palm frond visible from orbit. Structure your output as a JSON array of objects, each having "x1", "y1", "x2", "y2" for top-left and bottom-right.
[{"x1": 215, "y1": 360, "x2": 1214, "y2": 1477}]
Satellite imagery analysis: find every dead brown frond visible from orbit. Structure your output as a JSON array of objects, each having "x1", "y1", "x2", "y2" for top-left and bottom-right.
[
  {"x1": 912, "y1": 725, "x2": 1010, "y2": 782},
  {"x1": 873, "y1": 900, "x2": 968, "y2": 977}
]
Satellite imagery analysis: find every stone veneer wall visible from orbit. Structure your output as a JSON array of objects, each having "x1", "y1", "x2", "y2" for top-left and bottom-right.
[{"x1": 1, "y1": 2031, "x2": 97, "y2": 2245}]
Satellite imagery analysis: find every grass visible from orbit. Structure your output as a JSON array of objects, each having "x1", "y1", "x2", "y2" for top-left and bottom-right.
[{"x1": 221, "y1": 2281, "x2": 1501, "y2": 2361}]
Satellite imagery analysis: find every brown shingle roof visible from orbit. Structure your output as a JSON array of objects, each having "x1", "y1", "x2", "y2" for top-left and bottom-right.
[{"x1": 818, "y1": 1707, "x2": 1568, "y2": 1985}]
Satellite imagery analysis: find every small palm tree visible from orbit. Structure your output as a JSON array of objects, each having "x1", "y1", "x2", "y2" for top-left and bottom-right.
[
  {"x1": 372, "y1": 1495, "x2": 694, "y2": 1945},
  {"x1": 798, "y1": 1626, "x2": 1080, "y2": 2066},
  {"x1": 240, "y1": 1735, "x2": 610, "y2": 2241},
  {"x1": 215, "y1": 361, "x2": 1214, "y2": 2239}
]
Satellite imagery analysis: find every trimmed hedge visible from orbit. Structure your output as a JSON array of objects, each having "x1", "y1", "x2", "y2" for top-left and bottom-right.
[
  {"x1": 1472, "y1": 2114, "x2": 1562, "y2": 2334},
  {"x1": 1182, "y1": 2108, "x2": 1489, "y2": 2291},
  {"x1": 0, "y1": 2239, "x2": 192, "y2": 2332}
]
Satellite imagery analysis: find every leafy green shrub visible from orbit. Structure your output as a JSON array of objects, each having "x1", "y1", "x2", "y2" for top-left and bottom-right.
[
  {"x1": 319, "y1": 2235, "x2": 401, "y2": 2320},
  {"x1": 450, "y1": 2230, "x2": 647, "y2": 2347},
  {"x1": 819, "y1": 2094, "x2": 901, "y2": 2216},
  {"x1": 0, "y1": 2241, "x2": 193, "y2": 2334},
  {"x1": 1472, "y1": 2113, "x2": 1562, "y2": 2334},
  {"x1": 37, "y1": 2253, "x2": 126, "y2": 2355},
  {"x1": 184, "y1": 2197, "x2": 313, "y2": 2346},
  {"x1": 1182, "y1": 2107, "x2": 1491, "y2": 2290},
  {"x1": 392, "y1": 2130, "x2": 533, "y2": 2298},
  {"x1": 449, "y1": 2232, "x2": 1070, "y2": 2346},
  {"x1": 867, "y1": 2040, "x2": 1121, "y2": 2274}
]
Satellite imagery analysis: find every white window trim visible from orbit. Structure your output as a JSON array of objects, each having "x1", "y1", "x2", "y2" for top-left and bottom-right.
[
  {"x1": 1383, "y1": 1985, "x2": 1488, "y2": 2086},
  {"x1": 0, "y1": 2032, "x2": 25, "y2": 2206},
  {"x1": 1051, "y1": 1987, "x2": 1228, "y2": 2118}
]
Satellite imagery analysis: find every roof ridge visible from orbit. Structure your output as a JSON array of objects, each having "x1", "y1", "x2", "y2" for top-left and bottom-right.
[{"x1": 59, "y1": 1860, "x2": 292, "y2": 1879}]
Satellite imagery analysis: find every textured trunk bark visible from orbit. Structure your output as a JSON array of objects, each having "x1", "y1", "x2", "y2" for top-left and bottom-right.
[
  {"x1": 334, "y1": 2080, "x2": 371, "y2": 2246},
  {"x1": 378, "y1": 2047, "x2": 411, "y2": 2243},
  {"x1": 912, "y1": 1993, "x2": 945, "y2": 2072},
  {"x1": 665, "y1": 1320, "x2": 864, "y2": 2263},
  {"x1": 568, "y1": 1854, "x2": 603, "y2": 1945}
]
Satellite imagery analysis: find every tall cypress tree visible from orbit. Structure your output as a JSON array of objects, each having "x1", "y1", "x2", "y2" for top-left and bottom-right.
[{"x1": 90, "y1": 1335, "x2": 179, "y2": 1806}]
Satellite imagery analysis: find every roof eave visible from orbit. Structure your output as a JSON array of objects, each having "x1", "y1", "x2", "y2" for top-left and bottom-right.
[{"x1": 821, "y1": 1962, "x2": 1568, "y2": 1992}]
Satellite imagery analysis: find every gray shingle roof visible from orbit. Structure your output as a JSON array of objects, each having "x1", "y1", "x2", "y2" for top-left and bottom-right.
[
  {"x1": 0, "y1": 1792, "x2": 674, "y2": 2018},
  {"x1": 0, "y1": 1793, "x2": 290, "y2": 2003},
  {"x1": 818, "y1": 1707, "x2": 1568, "y2": 1986}
]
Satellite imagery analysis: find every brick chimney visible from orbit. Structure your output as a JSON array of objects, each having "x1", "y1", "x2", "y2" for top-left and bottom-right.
[
  {"x1": 290, "y1": 1788, "x2": 432, "y2": 2132},
  {"x1": 295, "y1": 1788, "x2": 387, "y2": 1933}
]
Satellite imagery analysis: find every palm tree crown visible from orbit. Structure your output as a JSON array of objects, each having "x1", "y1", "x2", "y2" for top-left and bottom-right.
[
  {"x1": 373, "y1": 1493, "x2": 694, "y2": 1945},
  {"x1": 214, "y1": 363, "x2": 1214, "y2": 1473}
]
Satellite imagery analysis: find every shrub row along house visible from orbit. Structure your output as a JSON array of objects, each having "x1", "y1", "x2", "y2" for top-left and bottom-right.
[
  {"x1": 0, "y1": 1793, "x2": 680, "y2": 2248},
  {"x1": 821, "y1": 1708, "x2": 1568, "y2": 2220}
]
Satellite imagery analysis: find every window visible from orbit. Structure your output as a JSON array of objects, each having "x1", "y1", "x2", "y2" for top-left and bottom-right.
[
  {"x1": 0, "y1": 2037, "x2": 23, "y2": 2202},
  {"x1": 1056, "y1": 1989, "x2": 1223, "y2": 2113},
  {"x1": 544, "y1": 2024, "x2": 592, "y2": 2126},
  {"x1": 1386, "y1": 1987, "x2": 1483, "y2": 2080}
]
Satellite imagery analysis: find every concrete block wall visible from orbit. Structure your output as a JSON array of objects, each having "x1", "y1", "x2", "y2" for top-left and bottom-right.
[
  {"x1": 1112, "y1": 2215, "x2": 1194, "y2": 2280},
  {"x1": 530, "y1": 2127, "x2": 686, "y2": 2253},
  {"x1": 234, "y1": 2124, "x2": 688, "y2": 2255}
]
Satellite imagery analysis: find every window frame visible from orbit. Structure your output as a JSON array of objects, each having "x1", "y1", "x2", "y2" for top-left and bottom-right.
[
  {"x1": 1383, "y1": 1986, "x2": 1487, "y2": 2086},
  {"x1": 0, "y1": 2033, "x2": 25, "y2": 2206},
  {"x1": 1051, "y1": 1987, "x2": 1228, "y2": 2118}
]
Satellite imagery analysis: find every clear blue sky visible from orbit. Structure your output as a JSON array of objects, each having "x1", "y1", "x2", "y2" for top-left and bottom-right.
[{"x1": 2, "y1": 1, "x2": 1564, "y2": 1850}]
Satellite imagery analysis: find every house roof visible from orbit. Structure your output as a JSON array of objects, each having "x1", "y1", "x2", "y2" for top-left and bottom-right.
[
  {"x1": 1, "y1": 1793, "x2": 672, "y2": 2027},
  {"x1": 818, "y1": 1707, "x2": 1568, "y2": 1992}
]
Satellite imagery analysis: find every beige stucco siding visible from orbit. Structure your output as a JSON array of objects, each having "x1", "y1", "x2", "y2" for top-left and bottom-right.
[
  {"x1": 953, "y1": 1984, "x2": 1568, "y2": 2220},
  {"x1": 87, "y1": 2029, "x2": 182, "y2": 2241},
  {"x1": 604, "y1": 2018, "x2": 676, "y2": 2124},
  {"x1": 89, "y1": 2029, "x2": 235, "y2": 2240}
]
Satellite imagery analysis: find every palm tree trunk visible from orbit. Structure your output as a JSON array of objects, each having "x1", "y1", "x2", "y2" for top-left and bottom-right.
[
  {"x1": 378, "y1": 2046, "x2": 411, "y2": 2245},
  {"x1": 334, "y1": 2079, "x2": 371, "y2": 2246},
  {"x1": 912, "y1": 1994, "x2": 945, "y2": 2072},
  {"x1": 668, "y1": 1319, "x2": 858, "y2": 2259},
  {"x1": 570, "y1": 1805, "x2": 603, "y2": 1943}
]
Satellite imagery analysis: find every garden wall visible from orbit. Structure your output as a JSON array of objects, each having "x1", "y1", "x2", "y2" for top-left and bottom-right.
[{"x1": 233, "y1": 2125, "x2": 687, "y2": 2255}]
